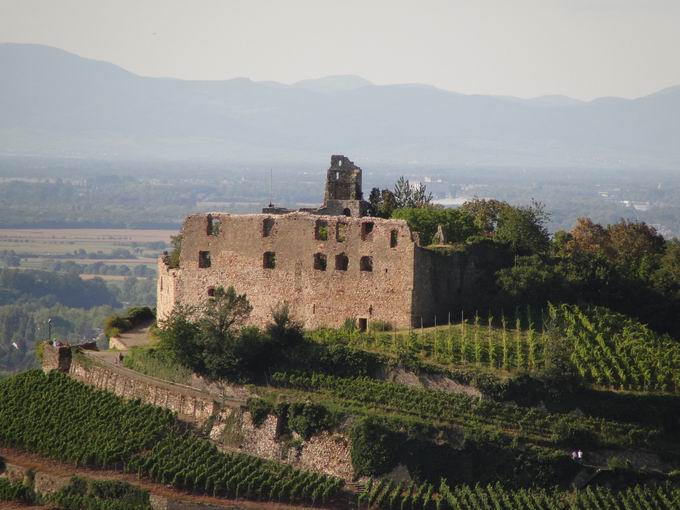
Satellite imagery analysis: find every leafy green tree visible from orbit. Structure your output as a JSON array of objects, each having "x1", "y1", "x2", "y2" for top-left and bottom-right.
[
  {"x1": 393, "y1": 176, "x2": 432, "y2": 209},
  {"x1": 392, "y1": 207, "x2": 478, "y2": 245},
  {"x1": 460, "y1": 198, "x2": 508, "y2": 234},
  {"x1": 495, "y1": 201, "x2": 550, "y2": 254},
  {"x1": 496, "y1": 255, "x2": 564, "y2": 306},
  {"x1": 267, "y1": 302, "x2": 303, "y2": 347},
  {"x1": 158, "y1": 286, "x2": 253, "y2": 380}
]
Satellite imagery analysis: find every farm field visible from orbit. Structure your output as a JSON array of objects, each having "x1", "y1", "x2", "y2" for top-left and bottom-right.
[{"x1": 0, "y1": 228, "x2": 175, "y2": 256}]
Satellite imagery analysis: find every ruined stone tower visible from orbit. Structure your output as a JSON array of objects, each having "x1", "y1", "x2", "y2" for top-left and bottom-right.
[{"x1": 321, "y1": 155, "x2": 371, "y2": 217}]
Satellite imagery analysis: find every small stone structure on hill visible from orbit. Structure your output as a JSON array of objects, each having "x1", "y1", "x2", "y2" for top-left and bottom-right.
[{"x1": 157, "y1": 155, "x2": 478, "y2": 330}]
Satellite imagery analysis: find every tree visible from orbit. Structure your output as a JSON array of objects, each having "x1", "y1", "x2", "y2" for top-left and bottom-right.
[
  {"x1": 368, "y1": 188, "x2": 397, "y2": 218},
  {"x1": 495, "y1": 201, "x2": 550, "y2": 254},
  {"x1": 496, "y1": 255, "x2": 564, "y2": 306},
  {"x1": 158, "y1": 286, "x2": 253, "y2": 380},
  {"x1": 167, "y1": 235, "x2": 182, "y2": 269},
  {"x1": 393, "y1": 176, "x2": 432, "y2": 209},
  {"x1": 392, "y1": 208, "x2": 478, "y2": 246},
  {"x1": 266, "y1": 302, "x2": 303, "y2": 346},
  {"x1": 460, "y1": 198, "x2": 508, "y2": 234}
]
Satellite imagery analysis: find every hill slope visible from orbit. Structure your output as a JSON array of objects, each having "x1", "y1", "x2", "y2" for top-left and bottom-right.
[{"x1": 1, "y1": 43, "x2": 679, "y2": 167}]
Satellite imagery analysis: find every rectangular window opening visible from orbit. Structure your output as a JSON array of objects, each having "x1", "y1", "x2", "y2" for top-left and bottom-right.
[
  {"x1": 315, "y1": 220, "x2": 329, "y2": 241},
  {"x1": 360, "y1": 256, "x2": 373, "y2": 272},
  {"x1": 198, "y1": 251, "x2": 211, "y2": 268},
  {"x1": 314, "y1": 253, "x2": 327, "y2": 271},
  {"x1": 358, "y1": 318, "x2": 368, "y2": 332},
  {"x1": 263, "y1": 251, "x2": 276, "y2": 269},
  {"x1": 336, "y1": 222, "x2": 347, "y2": 242},
  {"x1": 335, "y1": 253, "x2": 349, "y2": 271},
  {"x1": 207, "y1": 216, "x2": 221, "y2": 236},
  {"x1": 362, "y1": 222, "x2": 374, "y2": 240},
  {"x1": 263, "y1": 217, "x2": 275, "y2": 237},
  {"x1": 390, "y1": 230, "x2": 398, "y2": 248}
]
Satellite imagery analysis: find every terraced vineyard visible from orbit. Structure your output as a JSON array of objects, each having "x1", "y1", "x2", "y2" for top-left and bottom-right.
[
  {"x1": 359, "y1": 479, "x2": 680, "y2": 509},
  {"x1": 311, "y1": 304, "x2": 680, "y2": 393},
  {"x1": 0, "y1": 370, "x2": 343, "y2": 506},
  {"x1": 271, "y1": 371, "x2": 661, "y2": 449}
]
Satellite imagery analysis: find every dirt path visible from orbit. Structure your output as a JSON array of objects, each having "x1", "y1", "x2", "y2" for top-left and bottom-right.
[
  {"x1": 108, "y1": 321, "x2": 155, "y2": 352},
  {"x1": 0, "y1": 448, "x2": 340, "y2": 510}
]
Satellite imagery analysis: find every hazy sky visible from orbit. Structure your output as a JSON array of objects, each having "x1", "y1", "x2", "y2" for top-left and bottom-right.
[{"x1": 1, "y1": 0, "x2": 679, "y2": 100}]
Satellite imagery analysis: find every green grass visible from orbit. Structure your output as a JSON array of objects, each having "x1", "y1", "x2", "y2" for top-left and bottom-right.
[{"x1": 122, "y1": 346, "x2": 192, "y2": 385}]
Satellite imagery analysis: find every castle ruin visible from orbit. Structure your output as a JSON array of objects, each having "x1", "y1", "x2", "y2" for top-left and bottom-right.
[{"x1": 157, "y1": 155, "x2": 472, "y2": 330}]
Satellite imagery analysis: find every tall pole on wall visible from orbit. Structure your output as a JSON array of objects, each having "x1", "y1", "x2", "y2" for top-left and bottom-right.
[{"x1": 47, "y1": 317, "x2": 52, "y2": 342}]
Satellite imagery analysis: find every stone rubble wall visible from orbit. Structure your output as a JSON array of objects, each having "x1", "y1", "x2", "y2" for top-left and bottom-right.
[
  {"x1": 51, "y1": 355, "x2": 357, "y2": 480},
  {"x1": 209, "y1": 410, "x2": 354, "y2": 480},
  {"x1": 69, "y1": 355, "x2": 219, "y2": 425}
]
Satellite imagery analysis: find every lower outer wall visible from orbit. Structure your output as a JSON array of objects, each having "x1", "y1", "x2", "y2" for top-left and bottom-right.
[{"x1": 65, "y1": 357, "x2": 354, "y2": 480}]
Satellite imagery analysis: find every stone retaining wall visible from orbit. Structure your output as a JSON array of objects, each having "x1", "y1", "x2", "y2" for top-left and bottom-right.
[{"x1": 69, "y1": 355, "x2": 219, "y2": 425}]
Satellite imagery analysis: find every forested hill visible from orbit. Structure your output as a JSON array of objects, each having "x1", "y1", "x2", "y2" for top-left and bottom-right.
[
  {"x1": 0, "y1": 268, "x2": 119, "y2": 309},
  {"x1": 0, "y1": 268, "x2": 120, "y2": 372}
]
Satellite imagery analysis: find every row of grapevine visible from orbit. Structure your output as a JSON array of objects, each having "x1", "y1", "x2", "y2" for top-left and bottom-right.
[
  {"x1": 312, "y1": 304, "x2": 680, "y2": 393},
  {"x1": 0, "y1": 477, "x2": 36, "y2": 505},
  {"x1": 0, "y1": 370, "x2": 343, "y2": 506},
  {"x1": 313, "y1": 314, "x2": 547, "y2": 373},
  {"x1": 359, "y1": 479, "x2": 680, "y2": 509},
  {"x1": 549, "y1": 304, "x2": 680, "y2": 392},
  {"x1": 272, "y1": 371, "x2": 659, "y2": 449}
]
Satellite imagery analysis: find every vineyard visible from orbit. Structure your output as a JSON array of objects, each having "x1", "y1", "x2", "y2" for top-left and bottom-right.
[
  {"x1": 271, "y1": 371, "x2": 660, "y2": 450},
  {"x1": 311, "y1": 304, "x2": 680, "y2": 393},
  {"x1": 358, "y1": 478, "x2": 680, "y2": 509},
  {"x1": 0, "y1": 370, "x2": 343, "y2": 506}
]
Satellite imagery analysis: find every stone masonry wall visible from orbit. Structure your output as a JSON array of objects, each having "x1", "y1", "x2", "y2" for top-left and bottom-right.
[
  {"x1": 69, "y1": 356, "x2": 218, "y2": 425},
  {"x1": 158, "y1": 212, "x2": 417, "y2": 329},
  {"x1": 210, "y1": 411, "x2": 354, "y2": 480},
  {"x1": 52, "y1": 355, "x2": 356, "y2": 480}
]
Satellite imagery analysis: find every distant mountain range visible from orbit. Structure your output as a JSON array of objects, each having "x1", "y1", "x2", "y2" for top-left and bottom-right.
[{"x1": 1, "y1": 43, "x2": 678, "y2": 167}]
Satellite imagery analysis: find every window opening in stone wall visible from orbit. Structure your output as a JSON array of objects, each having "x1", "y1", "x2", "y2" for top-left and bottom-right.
[
  {"x1": 335, "y1": 171, "x2": 340, "y2": 179},
  {"x1": 207, "y1": 216, "x2": 221, "y2": 236},
  {"x1": 315, "y1": 220, "x2": 329, "y2": 241},
  {"x1": 198, "y1": 251, "x2": 211, "y2": 268},
  {"x1": 207, "y1": 287, "x2": 215, "y2": 297},
  {"x1": 362, "y1": 222, "x2": 374, "y2": 240},
  {"x1": 390, "y1": 230, "x2": 398, "y2": 248},
  {"x1": 263, "y1": 217, "x2": 275, "y2": 237},
  {"x1": 358, "y1": 318, "x2": 367, "y2": 332},
  {"x1": 336, "y1": 222, "x2": 347, "y2": 242},
  {"x1": 263, "y1": 251, "x2": 276, "y2": 269},
  {"x1": 335, "y1": 253, "x2": 349, "y2": 271},
  {"x1": 313, "y1": 253, "x2": 327, "y2": 271},
  {"x1": 360, "y1": 256, "x2": 373, "y2": 272},
  {"x1": 343, "y1": 208, "x2": 351, "y2": 217}
]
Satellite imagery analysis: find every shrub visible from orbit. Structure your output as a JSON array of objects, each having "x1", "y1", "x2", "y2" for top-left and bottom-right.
[
  {"x1": 350, "y1": 416, "x2": 400, "y2": 476},
  {"x1": 0, "y1": 478, "x2": 36, "y2": 504},
  {"x1": 247, "y1": 398, "x2": 275, "y2": 427},
  {"x1": 369, "y1": 320, "x2": 394, "y2": 332},
  {"x1": 286, "y1": 402, "x2": 341, "y2": 440},
  {"x1": 35, "y1": 340, "x2": 47, "y2": 362}
]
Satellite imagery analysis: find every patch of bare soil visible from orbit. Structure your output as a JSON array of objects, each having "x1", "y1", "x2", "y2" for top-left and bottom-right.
[
  {"x1": 387, "y1": 368, "x2": 482, "y2": 398},
  {"x1": 0, "y1": 448, "x2": 345, "y2": 510}
]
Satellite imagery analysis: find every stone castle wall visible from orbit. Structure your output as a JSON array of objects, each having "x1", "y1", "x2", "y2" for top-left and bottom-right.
[{"x1": 158, "y1": 212, "x2": 418, "y2": 329}]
